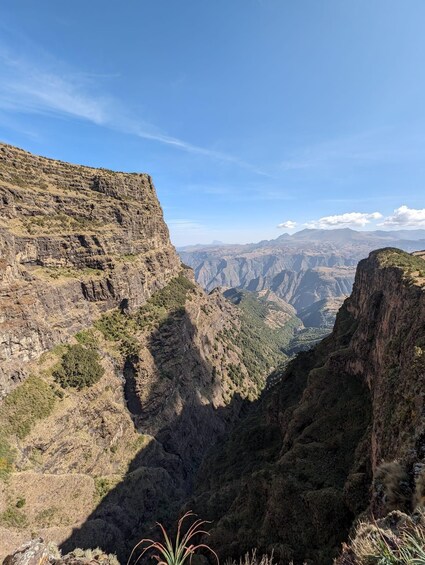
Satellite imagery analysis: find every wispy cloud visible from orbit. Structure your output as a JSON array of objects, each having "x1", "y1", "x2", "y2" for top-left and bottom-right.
[
  {"x1": 379, "y1": 205, "x2": 425, "y2": 228},
  {"x1": 0, "y1": 44, "x2": 268, "y2": 175},
  {"x1": 167, "y1": 219, "x2": 205, "y2": 231},
  {"x1": 305, "y1": 211, "x2": 382, "y2": 229},
  {"x1": 277, "y1": 220, "x2": 297, "y2": 229},
  {"x1": 279, "y1": 130, "x2": 425, "y2": 173}
]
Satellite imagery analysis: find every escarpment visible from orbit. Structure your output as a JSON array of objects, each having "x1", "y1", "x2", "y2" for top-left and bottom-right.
[
  {"x1": 191, "y1": 248, "x2": 425, "y2": 564},
  {"x1": 0, "y1": 143, "x2": 180, "y2": 396},
  {"x1": 0, "y1": 145, "x2": 281, "y2": 562}
]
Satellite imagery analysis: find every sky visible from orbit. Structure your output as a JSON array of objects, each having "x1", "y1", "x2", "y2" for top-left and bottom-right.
[{"x1": 1, "y1": 1, "x2": 425, "y2": 246}]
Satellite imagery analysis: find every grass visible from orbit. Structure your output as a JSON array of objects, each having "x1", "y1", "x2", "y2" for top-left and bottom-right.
[
  {"x1": 128, "y1": 511, "x2": 218, "y2": 565},
  {"x1": 35, "y1": 506, "x2": 59, "y2": 527},
  {"x1": 0, "y1": 376, "x2": 56, "y2": 439},
  {"x1": 225, "y1": 550, "x2": 276, "y2": 565},
  {"x1": 0, "y1": 505, "x2": 28, "y2": 528},
  {"x1": 22, "y1": 213, "x2": 101, "y2": 235},
  {"x1": 376, "y1": 248, "x2": 425, "y2": 278},
  {"x1": 94, "y1": 476, "x2": 122, "y2": 502},
  {"x1": 75, "y1": 329, "x2": 98, "y2": 347},
  {"x1": 348, "y1": 511, "x2": 425, "y2": 565},
  {"x1": 0, "y1": 434, "x2": 15, "y2": 480}
]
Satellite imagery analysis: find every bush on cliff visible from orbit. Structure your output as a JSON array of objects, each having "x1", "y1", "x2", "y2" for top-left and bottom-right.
[
  {"x1": 54, "y1": 344, "x2": 104, "y2": 390},
  {"x1": 0, "y1": 376, "x2": 56, "y2": 439}
]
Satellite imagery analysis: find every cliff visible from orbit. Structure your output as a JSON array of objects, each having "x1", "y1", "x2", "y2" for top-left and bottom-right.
[
  {"x1": 0, "y1": 145, "x2": 283, "y2": 562},
  {"x1": 190, "y1": 248, "x2": 425, "y2": 564},
  {"x1": 0, "y1": 143, "x2": 180, "y2": 396}
]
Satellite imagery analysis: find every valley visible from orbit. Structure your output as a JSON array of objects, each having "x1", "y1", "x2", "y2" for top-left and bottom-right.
[{"x1": 1, "y1": 144, "x2": 425, "y2": 565}]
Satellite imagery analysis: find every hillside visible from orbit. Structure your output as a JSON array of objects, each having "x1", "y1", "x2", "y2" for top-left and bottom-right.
[
  {"x1": 2, "y1": 144, "x2": 425, "y2": 565},
  {"x1": 179, "y1": 229, "x2": 425, "y2": 330},
  {"x1": 190, "y1": 248, "x2": 425, "y2": 564},
  {"x1": 0, "y1": 145, "x2": 284, "y2": 561}
]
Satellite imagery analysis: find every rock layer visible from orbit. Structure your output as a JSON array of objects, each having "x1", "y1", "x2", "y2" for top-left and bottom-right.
[{"x1": 0, "y1": 143, "x2": 180, "y2": 395}]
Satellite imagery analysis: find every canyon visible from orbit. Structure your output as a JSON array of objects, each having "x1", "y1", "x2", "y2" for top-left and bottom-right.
[{"x1": 1, "y1": 144, "x2": 425, "y2": 565}]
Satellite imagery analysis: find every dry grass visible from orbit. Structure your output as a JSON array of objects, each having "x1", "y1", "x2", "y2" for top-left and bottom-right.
[{"x1": 345, "y1": 510, "x2": 425, "y2": 565}]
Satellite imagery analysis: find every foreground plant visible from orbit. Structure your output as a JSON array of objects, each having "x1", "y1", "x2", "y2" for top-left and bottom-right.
[
  {"x1": 128, "y1": 511, "x2": 219, "y2": 565},
  {"x1": 345, "y1": 510, "x2": 425, "y2": 565}
]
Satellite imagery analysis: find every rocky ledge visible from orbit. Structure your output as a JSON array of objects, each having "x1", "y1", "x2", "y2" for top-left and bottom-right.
[{"x1": 0, "y1": 143, "x2": 181, "y2": 395}]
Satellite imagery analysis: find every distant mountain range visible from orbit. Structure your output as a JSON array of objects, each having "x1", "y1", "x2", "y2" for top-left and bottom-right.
[{"x1": 178, "y1": 228, "x2": 425, "y2": 328}]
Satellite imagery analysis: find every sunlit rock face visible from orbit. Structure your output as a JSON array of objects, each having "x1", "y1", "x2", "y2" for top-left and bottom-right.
[{"x1": 0, "y1": 143, "x2": 181, "y2": 396}]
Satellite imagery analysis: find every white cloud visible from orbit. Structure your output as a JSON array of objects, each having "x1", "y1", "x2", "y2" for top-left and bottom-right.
[
  {"x1": 379, "y1": 205, "x2": 425, "y2": 228},
  {"x1": 277, "y1": 220, "x2": 297, "y2": 229},
  {"x1": 305, "y1": 211, "x2": 382, "y2": 229}
]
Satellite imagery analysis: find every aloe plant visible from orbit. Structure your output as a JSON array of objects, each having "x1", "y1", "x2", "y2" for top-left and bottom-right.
[{"x1": 128, "y1": 511, "x2": 219, "y2": 565}]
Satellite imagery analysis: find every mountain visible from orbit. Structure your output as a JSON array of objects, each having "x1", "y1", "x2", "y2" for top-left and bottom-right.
[
  {"x1": 190, "y1": 248, "x2": 425, "y2": 564},
  {"x1": 0, "y1": 145, "x2": 280, "y2": 560},
  {"x1": 179, "y1": 228, "x2": 425, "y2": 330},
  {"x1": 2, "y1": 144, "x2": 425, "y2": 565}
]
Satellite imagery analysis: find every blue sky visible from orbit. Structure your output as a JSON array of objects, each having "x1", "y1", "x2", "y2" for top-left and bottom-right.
[{"x1": 1, "y1": 1, "x2": 425, "y2": 245}]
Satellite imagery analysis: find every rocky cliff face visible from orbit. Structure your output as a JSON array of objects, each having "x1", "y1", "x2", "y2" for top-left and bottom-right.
[
  {"x1": 190, "y1": 248, "x2": 425, "y2": 564},
  {"x1": 0, "y1": 143, "x2": 180, "y2": 396},
  {"x1": 0, "y1": 145, "x2": 277, "y2": 562}
]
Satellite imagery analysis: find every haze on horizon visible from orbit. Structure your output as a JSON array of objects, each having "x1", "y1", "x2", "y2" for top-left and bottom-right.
[{"x1": 1, "y1": 0, "x2": 425, "y2": 246}]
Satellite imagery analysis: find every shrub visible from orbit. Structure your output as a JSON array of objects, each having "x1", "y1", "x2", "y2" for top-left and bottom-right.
[
  {"x1": 0, "y1": 506, "x2": 28, "y2": 528},
  {"x1": 0, "y1": 376, "x2": 56, "y2": 439},
  {"x1": 347, "y1": 510, "x2": 425, "y2": 565},
  {"x1": 54, "y1": 344, "x2": 104, "y2": 390}
]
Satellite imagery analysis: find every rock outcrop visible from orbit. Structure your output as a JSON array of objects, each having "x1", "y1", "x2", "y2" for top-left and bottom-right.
[
  {"x1": 3, "y1": 538, "x2": 118, "y2": 565},
  {"x1": 0, "y1": 143, "x2": 180, "y2": 396},
  {"x1": 190, "y1": 248, "x2": 425, "y2": 564}
]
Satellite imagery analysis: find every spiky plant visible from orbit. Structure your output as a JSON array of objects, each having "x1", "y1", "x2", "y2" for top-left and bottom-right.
[{"x1": 128, "y1": 511, "x2": 219, "y2": 565}]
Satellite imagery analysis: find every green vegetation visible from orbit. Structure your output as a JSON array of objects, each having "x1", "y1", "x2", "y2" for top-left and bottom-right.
[
  {"x1": 120, "y1": 253, "x2": 138, "y2": 262},
  {"x1": 223, "y1": 290, "x2": 300, "y2": 387},
  {"x1": 135, "y1": 273, "x2": 195, "y2": 327},
  {"x1": 287, "y1": 327, "x2": 330, "y2": 355},
  {"x1": 54, "y1": 344, "x2": 104, "y2": 389},
  {"x1": 35, "y1": 506, "x2": 59, "y2": 527},
  {"x1": 94, "y1": 476, "x2": 122, "y2": 502},
  {"x1": 75, "y1": 329, "x2": 98, "y2": 347},
  {"x1": 0, "y1": 505, "x2": 28, "y2": 528},
  {"x1": 23, "y1": 213, "x2": 101, "y2": 234},
  {"x1": 0, "y1": 434, "x2": 15, "y2": 480},
  {"x1": 0, "y1": 376, "x2": 56, "y2": 439},
  {"x1": 96, "y1": 273, "x2": 195, "y2": 356},
  {"x1": 95, "y1": 310, "x2": 139, "y2": 356},
  {"x1": 377, "y1": 248, "x2": 425, "y2": 278},
  {"x1": 15, "y1": 497, "x2": 26, "y2": 508}
]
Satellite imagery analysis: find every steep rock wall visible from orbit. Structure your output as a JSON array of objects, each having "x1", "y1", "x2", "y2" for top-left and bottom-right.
[
  {"x1": 191, "y1": 248, "x2": 425, "y2": 564},
  {"x1": 0, "y1": 144, "x2": 180, "y2": 395}
]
